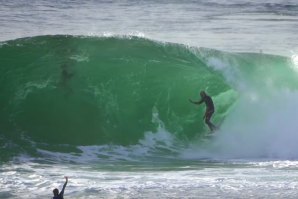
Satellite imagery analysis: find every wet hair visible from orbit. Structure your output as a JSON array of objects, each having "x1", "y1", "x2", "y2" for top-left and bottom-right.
[
  {"x1": 200, "y1": 91, "x2": 206, "y2": 97},
  {"x1": 53, "y1": 188, "x2": 59, "y2": 196}
]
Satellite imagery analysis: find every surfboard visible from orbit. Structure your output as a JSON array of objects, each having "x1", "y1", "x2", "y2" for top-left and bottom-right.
[
  {"x1": 205, "y1": 133, "x2": 215, "y2": 137},
  {"x1": 203, "y1": 133, "x2": 215, "y2": 140}
]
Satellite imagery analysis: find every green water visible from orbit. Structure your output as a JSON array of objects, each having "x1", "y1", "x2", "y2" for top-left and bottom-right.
[{"x1": 0, "y1": 36, "x2": 297, "y2": 160}]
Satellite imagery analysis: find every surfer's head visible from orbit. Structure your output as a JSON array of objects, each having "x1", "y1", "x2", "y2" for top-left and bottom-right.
[
  {"x1": 200, "y1": 91, "x2": 206, "y2": 97},
  {"x1": 53, "y1": 188, "x2": 59, "y2": 196}
]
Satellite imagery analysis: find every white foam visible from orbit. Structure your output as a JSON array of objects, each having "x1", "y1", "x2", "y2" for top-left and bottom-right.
[
  {"x1": 2, "y1": 160, "x2": 298, "y2": 199},
  {"x1": 210, "y1": 80, "x2": 298, "y2": 159},
  {"x1": 33, "y1": 107, "x2": 180, "y2": 163},
  {"x1": 181, "y1": 51, "x2": 298, "y2": 160}
]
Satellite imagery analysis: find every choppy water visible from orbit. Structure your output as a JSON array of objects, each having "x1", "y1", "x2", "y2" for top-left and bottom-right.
[
  {"x1": 1, "y1": 1, "x2": 298, "y2": 198},
  {"x1": 1, "y1": 0, "x2": 298, "y2": 55},
  {"x1": 2, "y1": 160, "x2": 298, "y2": 199}
]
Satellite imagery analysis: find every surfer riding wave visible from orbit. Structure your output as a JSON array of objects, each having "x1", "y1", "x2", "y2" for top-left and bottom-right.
[{"x1": 189, "y1": 91, "x2": 217, "y2": 132}]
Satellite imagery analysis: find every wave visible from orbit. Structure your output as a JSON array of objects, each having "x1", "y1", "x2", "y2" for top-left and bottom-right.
[{"x1": 1, "y1": 35, "x2": 298, "y2": 161}]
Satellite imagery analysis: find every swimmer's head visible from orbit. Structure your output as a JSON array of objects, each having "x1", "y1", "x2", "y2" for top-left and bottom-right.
[{"x1": 53, "y1": 188, "x2": 59, "y2": 196}]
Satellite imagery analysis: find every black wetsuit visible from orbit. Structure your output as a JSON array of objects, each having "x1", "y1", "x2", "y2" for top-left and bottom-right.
[
  {"x1": 198, "y1": 95, "x2": 216, "y2": 131},
  {"x1": 53, "y1": 181, "x2": 67, "y2": 199},
  {"x1": 198, "y1": 95, "x2": 214, "y2": 111}
]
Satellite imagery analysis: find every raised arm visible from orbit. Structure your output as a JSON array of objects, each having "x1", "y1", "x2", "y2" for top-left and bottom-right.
[{"x1": 60, "y1": 176, "x2": 68, "y2": 196}]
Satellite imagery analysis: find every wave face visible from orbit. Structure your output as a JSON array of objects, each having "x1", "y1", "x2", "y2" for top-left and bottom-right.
[{"x1": 0, "y1": 35, "x2": 297, "y2": 160}]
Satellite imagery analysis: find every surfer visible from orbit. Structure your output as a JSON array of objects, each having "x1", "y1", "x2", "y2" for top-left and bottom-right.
[
  {"x1": 189, "y1": 91, "x2": 217, "y2": 132},
  {"x1": 53, "y1": 176, "x2": 68, "y2": 199},
  {"x1": 59, "y1": 63, "x2": 74, "y2": 95},
  {"x1": 60, "y1": 64, "x2": 74, "y2": 86}
]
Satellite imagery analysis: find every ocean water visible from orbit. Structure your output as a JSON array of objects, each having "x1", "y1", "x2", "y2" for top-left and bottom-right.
[{"x1": 1, "y1": 1, "x2": 298, "y2": 198}]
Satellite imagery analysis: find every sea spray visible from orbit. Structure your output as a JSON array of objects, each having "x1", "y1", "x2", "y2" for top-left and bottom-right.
[{"x1": 195, "y1": 50, "x2": 298, "y2": 159}]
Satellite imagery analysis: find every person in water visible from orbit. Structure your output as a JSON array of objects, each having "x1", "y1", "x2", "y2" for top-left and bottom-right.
[
  {"x1": 189, "y1": 91, "x2": 217, "y2": 132},
  {"x1": 53, "y1": 176, "x2": 68, "y2": 199},
  {"x1": 60, "y1": 64, "x2": 74, "y2": 87}
]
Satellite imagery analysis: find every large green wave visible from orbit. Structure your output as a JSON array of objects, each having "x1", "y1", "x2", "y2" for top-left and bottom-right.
[{"x1": 0, "y1": 35, "x2": 296, "y2": 151}]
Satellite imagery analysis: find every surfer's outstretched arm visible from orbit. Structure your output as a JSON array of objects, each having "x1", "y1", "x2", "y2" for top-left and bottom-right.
[
  {"x1": 60, "y1": 176, "x2": 68, "y2": 196},
  {"x1": 189, "y1": 98, "x2": 203, "y2": 105},
  {"x1": 52, "y1": 176, "x2": 68, "y2": 198}
]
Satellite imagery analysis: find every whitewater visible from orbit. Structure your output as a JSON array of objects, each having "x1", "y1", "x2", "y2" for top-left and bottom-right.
[{"x1": 1, "y1": 1, "x2": 298, "y2": 199}]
